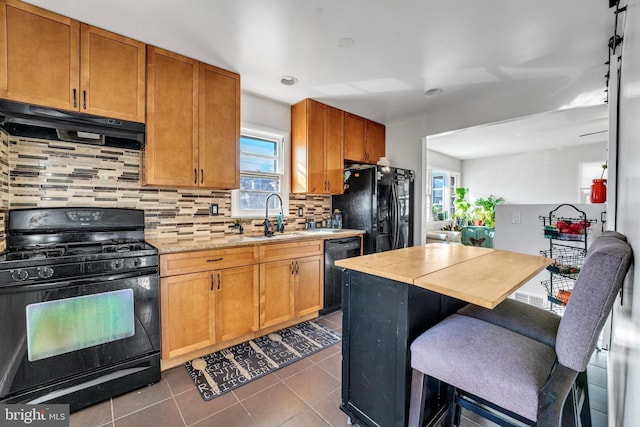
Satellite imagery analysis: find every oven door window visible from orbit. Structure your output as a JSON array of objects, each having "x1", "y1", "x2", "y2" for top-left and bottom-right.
[{"x1": 26, "y1": 289, "x2": 135, "y2": 362}]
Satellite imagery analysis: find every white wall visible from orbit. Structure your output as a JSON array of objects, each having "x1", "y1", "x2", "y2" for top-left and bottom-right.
[
  {"x1": 461, "y1": 141, "x2": 607, "y2": 204},
  {"x1": 386, "y1": 96, "x2": 585, "y2": 246},
  {"x1": 611, "y1": 0, "x2": 640, "y2": 424},
  {"x1": 241, "y1": 92, "x2": 290, "y2": 130}
]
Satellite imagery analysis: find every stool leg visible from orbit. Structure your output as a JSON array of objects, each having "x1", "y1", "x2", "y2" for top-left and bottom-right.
[
  {"x1": 409, "y1": 369, "x2": 428, "y2": 427},
  {"x1": 444, "y1": 385, "x2": 460, "y2": 427}
]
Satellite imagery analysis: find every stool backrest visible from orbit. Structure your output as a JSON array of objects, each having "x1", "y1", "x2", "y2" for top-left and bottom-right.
[{"x1": 555, "y1": 236, "x2": 633, "y2": 371}]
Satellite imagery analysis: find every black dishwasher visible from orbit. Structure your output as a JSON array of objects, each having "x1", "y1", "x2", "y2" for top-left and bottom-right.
[{"x1": 321, "y1": 236, "x2": 362, "y2": 315}]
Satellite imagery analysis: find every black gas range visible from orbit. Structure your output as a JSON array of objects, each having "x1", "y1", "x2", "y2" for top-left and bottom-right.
[{"x1": 0, "y1": 207, "x2": 161, "y2": 411}]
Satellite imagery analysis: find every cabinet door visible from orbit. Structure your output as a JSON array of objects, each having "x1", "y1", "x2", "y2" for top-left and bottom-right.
[
  {"x1": 306, "y1": 99, "x2": 327, "y2": 193},
  {"x1": 80, "y1": 24, "x2": 145, "y2": 122},
  {"x1": 259, "y1": 259, "x2": 295, "y2": 328},
  {"x1": 325, "y1": 105, "x2": 344, "y2": 195},
  {"x1": 365, "y1": 120, "x2": 386, "y2": 164},
  {"x1": 215, "y1": 264, "x2": 259, "y2": 342},
  {"x1": 0, "y1": 0, "x2": 79, "y2": 110},
  {"x1": 160, "y1": 271, "x2": 216, "y2": 359},
  {"x1": 294, "y1": 255, "x2": 323, "y2": 317},
  {"x1": 344, "y1": 113, "x2": 366, "y2": 163},
  {"x1": 199, "y1": 63, "x2": 240, "y2": 189},
  {"x1": 144, "y1": 46, "x2": 199, "y2": 187}
]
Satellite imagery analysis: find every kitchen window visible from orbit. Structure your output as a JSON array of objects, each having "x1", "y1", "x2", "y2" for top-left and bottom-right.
[{"x1": 231, "y1": 125, "x2": 289, "y2": 218}]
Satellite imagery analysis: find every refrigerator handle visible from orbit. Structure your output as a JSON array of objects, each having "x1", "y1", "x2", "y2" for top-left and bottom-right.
[{"x1": 391, "y1": 181, "x2": 400, "y2": 249}]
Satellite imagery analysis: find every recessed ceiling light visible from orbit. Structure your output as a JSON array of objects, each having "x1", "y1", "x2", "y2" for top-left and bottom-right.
[
  {"x1": 337, "y1": 38, "x2": 355, "y2": 49},
  {"x1": 424, "y1": 88, "x2": 444, "y2": 97},
  {"x1": 281, "y1": 76, "x2": 298, "y2": 86}
]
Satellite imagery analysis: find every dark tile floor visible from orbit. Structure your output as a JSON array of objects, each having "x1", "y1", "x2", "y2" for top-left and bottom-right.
[
  {"x1": 70, "y1": 311, "x2": 349, "y2": 427},
  {"x1": 69, "y1": 310, "x2": 609, "y2": 427}
]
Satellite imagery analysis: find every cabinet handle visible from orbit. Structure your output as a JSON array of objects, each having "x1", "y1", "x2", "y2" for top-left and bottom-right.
[
  {"x1": 206, "y1": 257, "x2": 223, "y2": 263},
  {"x1": 201, "y1": 169, "x2": 204, "y2": 184},
  {"x1": 291, "y1": 261, "x2": 295, "y2": 275},
  {"x1": 295, "y1": 260, "x2": 299, "y2": 274},
  {"x1": 327, "y1": 181, "x2": 330, "y2": 191},
  {"x1": 73, "y1": 89, "x2": 77, "y2": 108},
  {"x1": 194, "y1": 169, "x2": 197, "y2": 184},
  {"x1": 210, "y1": 274, "x2": 215, "y2": 291},
  {"x1": 217, "y1": 273, "x2": 221, "y2": 290},
  {"x1": 82, "y1": 90, "x2": 87, "y2": 109}
]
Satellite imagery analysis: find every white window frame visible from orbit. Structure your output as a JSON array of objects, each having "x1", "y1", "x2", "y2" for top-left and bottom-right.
[
  {"x1": 231, "y1": 124, "x2": 290, "y2": 218},
  {"x1": 425, "y1": 167, "x2": 460, "y2": 223}
]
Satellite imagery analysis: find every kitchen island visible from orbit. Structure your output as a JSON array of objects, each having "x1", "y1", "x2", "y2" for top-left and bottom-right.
[{"x1": 335, "y1": 244, "x2": 551, "y2": 427}]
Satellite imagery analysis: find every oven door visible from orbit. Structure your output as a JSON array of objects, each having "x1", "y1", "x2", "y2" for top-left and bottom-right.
[{"x1": 0, "y1": 268, "x2": 160, "y2": 400}]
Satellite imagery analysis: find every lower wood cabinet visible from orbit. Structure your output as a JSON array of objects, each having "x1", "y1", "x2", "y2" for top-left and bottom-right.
[
  {"x1": 159, "y1": 239, "x2": 324, "y2": 363},
  {"x1": 259, "y1": 240, "x2": 324, "y2": 329},
  {"x1": 160, "y1": 264, "x2": 259, "y2": 360},
  {"x1": 258, "y1": 254, "x2": 323, "y2": 328}
]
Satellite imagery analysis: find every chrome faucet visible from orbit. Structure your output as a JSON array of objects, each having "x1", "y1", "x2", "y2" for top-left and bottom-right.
[{"x1": 263, "y1": 193, "x2": 284, "y2": 237}]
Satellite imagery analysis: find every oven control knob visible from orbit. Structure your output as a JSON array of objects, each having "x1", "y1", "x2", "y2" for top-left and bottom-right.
[
  {"x1": 11, "y1": 269, "x2": 29, "y2": 281},
  {"x1": 111, "y1": 259, "x2": 125, "y2": 270},
  {"x1": 127, "y1": 258, "x2": 142, "y2": 268},
  {"x1": 37, "y1": 266, "x2": 54, "y2": 279}
]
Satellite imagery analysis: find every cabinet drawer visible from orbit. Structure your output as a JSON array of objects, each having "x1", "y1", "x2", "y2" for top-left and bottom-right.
[
  {"x1": 160, "y1": 245, "x2": 258, "y2": 276},
  {"x1": 259, "y1": 239, "x2": 323, "y2": 263}
]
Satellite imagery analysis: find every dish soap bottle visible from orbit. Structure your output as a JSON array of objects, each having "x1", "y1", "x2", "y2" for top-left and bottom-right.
[{"x1": 332, "y1": 209, "x2": 342, "y2": 229}]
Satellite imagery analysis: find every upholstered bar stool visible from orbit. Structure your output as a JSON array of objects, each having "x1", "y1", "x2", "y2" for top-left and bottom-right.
[
  {"x1": 456, "y1": 231, "x2": 628, "y2": 346},
  {"x1": 408, "y1": 236, "x2": 632, "y2": 426}
]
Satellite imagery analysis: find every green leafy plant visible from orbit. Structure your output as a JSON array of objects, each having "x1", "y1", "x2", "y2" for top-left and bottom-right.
[
  {"x1": 471, "y1": 195, "x2": 505, "y2": 228},
  {"x1": 451, "y1": 187, "x2": 471, "y2": 228},
  {"x1": 601, "y1": 162, "x2": 608, "y2": 179}
]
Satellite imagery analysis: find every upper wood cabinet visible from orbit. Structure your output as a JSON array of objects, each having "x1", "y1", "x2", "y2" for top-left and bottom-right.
[
  {"x1": 80, "y1": 24, "x2": 146, "y2": 122},
  {"x1": 344, "y1": 112, "x2": 386, "y2": 164},
  {"x1": 144, "y1": 46, "x2": 240, "y2": 189},
  {"x1": 291, "y1": 98, "x2": 344, "y2": 194},
  {"x1": 0, "y1": 0, "x2": 145, "y2": 122}
]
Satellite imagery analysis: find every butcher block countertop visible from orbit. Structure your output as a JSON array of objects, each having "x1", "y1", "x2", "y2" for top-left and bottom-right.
[
  {"x1": 147, "y1": 228, "x2": 364, "y2": 254},
  {"x1": 335, "y1": 244, "x2": 552, "y2": 309}
]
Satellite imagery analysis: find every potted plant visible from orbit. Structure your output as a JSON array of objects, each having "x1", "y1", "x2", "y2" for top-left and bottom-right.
[
  {"x1": 457, "y1": 193, "x2": 504, "y2": 248},
  {"x1": 471, "y1": 195, "x2": 505, "y2": 228},
  {"x1": 451, "y1": 187, "x2": 471, "y2": 230}
]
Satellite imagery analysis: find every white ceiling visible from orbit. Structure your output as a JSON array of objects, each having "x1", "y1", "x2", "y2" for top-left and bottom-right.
[
  {"x1": 427, "y1": 103, "x2": 609, "y2": 160},
  {"x1": 23, "y1": 0, "x2": 613, "y2": 127}
]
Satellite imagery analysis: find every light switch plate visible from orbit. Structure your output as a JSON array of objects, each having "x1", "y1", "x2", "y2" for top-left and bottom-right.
[
  {"x1": 210, "y1": 203, "x2": 219, "y2": 216},
  {"x1": 298, "y1": 207, "x2": 304, "y2": 217}
]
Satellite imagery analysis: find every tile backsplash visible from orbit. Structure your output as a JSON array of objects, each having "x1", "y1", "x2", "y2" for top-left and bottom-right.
[
  {"x1": 0, "y1": 132, "x2": 9, "y2": 251},
  {"x1": 1, "y1": 132, "x2": 332, "y2": 242}
]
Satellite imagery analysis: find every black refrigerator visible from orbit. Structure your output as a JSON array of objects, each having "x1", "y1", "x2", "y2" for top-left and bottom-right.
[{"x1": 332, "y1": 165, "x2": 414, "y2": 254}]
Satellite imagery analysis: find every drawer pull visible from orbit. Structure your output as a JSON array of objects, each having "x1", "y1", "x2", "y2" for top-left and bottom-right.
[{"x1": 206, "y1": 257, "x2": 224, "y2": 263}]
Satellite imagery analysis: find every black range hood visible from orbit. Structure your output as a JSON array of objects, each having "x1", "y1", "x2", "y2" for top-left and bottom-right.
[{"x1": 0, "y1": 99, "x2": 145, "y2": 150}]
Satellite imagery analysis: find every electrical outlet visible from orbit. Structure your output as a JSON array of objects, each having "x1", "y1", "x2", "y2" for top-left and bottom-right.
[
  {"x1": 512, "y1": 211, "x2": 521, "y2": 224},
  {"x1": 297, "y1": 207, "x2": 304, "y2": 217},
  {"x1": 210, "y1": 203, "x2": 219, "y2": 216}
]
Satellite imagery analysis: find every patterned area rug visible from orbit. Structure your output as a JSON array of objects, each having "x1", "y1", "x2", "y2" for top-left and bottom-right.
[{"x1": 186, "y1": 320, "x2": 342, "y2": 401}]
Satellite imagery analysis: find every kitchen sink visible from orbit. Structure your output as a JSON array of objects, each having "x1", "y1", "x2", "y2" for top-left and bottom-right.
[{"x1": 305, "y1": 228, "x2": 344, "y2": 234}]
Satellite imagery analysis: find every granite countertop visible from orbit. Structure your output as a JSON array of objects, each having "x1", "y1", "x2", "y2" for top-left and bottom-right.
[{"x1": 147, "y1": 228, "x2": 365, "y2": 254}]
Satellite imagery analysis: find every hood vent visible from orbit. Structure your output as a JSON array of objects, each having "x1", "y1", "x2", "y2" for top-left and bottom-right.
[{"x1": 0, "y1": 100, "x2": 145, "y2": 150}]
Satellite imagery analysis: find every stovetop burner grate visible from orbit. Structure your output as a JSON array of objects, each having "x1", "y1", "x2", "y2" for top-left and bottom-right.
[{"x1": 6, "y1": 240, "x2": 150, "y2": 261}]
